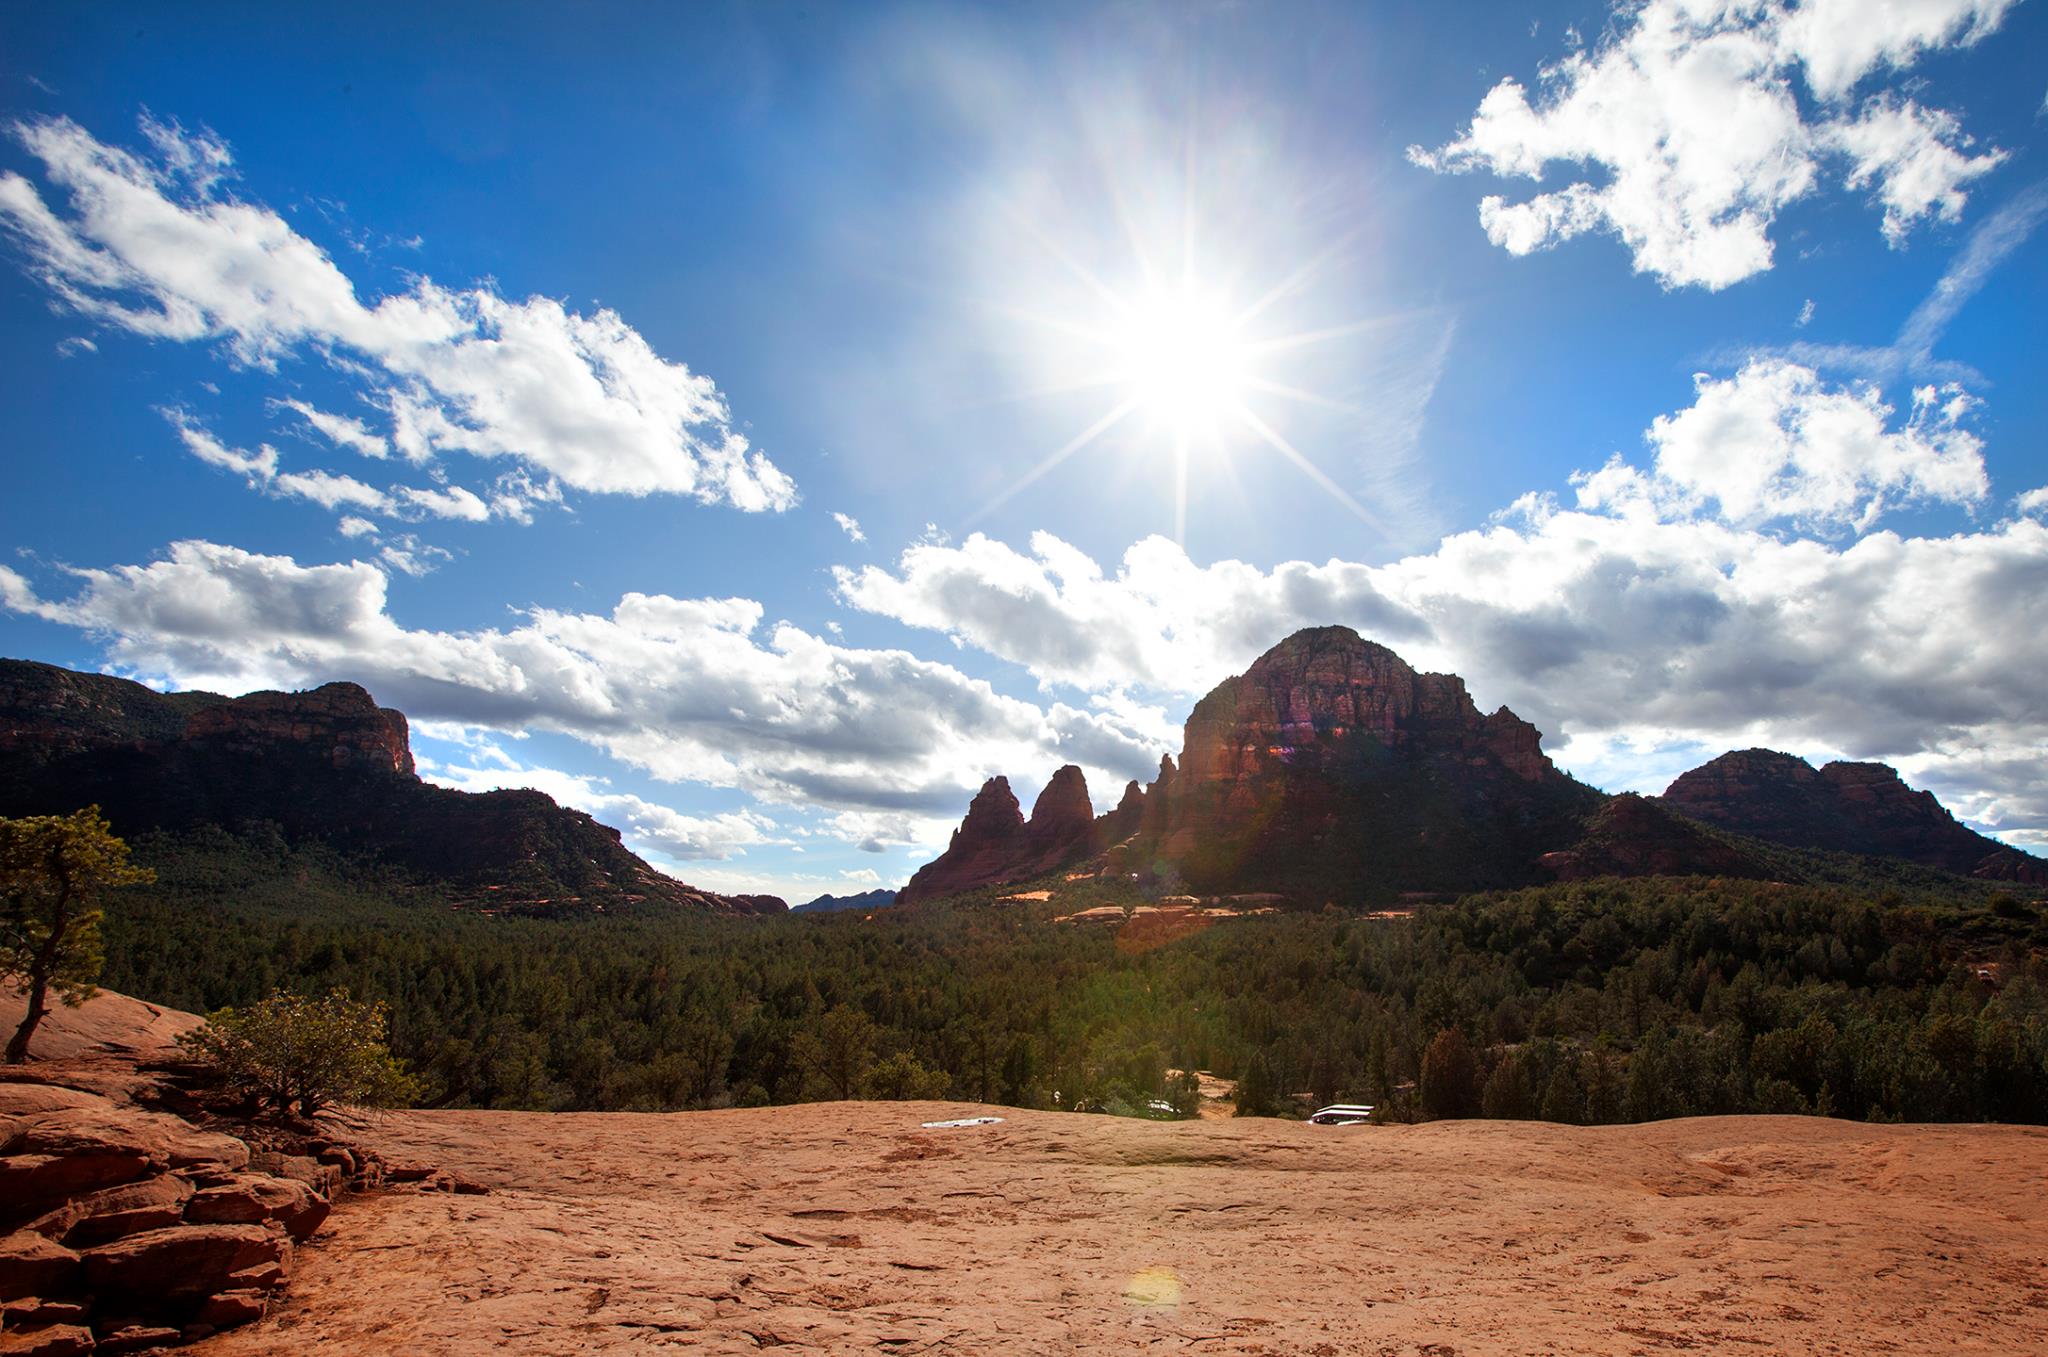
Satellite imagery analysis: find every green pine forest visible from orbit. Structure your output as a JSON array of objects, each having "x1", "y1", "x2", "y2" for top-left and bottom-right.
[{"x1": 98, "y1": 823, "x2": 2048, "y2": 1125}]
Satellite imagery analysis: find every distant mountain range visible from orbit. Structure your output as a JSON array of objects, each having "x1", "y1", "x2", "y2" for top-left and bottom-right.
[
  {"x1": 791, "y1": 889, "x2": 898, "y2": 914},
  {"x1": 0, "y1": 660, "x2": 785, "y2": 915},
  {"x1": 899, "y1": 627, "x2": 2044, "y2": 904},
  {"x1": 6, "y1": 634, "x2": 2038, "y2": 921}
]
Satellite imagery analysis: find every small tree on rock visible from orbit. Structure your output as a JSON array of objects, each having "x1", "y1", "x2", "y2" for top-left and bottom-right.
[
  {"x1": 178, "y1": 988, "x2": 421, "y2": 1117},
  {"x1": 2, "y1": 807, "x2": 153, "y2": 1063},
  {"x1": 1419, "y1": 1027, "x2": 1480, "y2": 1120},
  {"x1": 862, "y1": 1050, "x2": 951, "y2": 1100}
]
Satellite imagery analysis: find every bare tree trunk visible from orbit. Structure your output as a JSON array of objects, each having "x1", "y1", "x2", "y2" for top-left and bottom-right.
[{"x1": 5, "y1": 973, "x2": 49, "y2": 1063}]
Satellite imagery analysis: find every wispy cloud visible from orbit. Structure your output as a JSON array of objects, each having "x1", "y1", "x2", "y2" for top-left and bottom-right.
[{"x1": 1749, "y1": 183, "x2": 2048, "y2": 383}]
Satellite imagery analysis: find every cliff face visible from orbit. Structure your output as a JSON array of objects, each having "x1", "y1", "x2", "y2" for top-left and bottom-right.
[
  {"x1": 182, "y1": 683, "x2": 415, "y2": 777},
  {"x1": 0, "y1": 659, "x2": 783, "y2": 914},
  {"x1": 1660, "y1": 749, "x2": 2044, "y2": 884}
]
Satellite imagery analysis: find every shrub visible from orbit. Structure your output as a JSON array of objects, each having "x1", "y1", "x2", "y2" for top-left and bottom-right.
[{"x1": 178, "y1": 988, "x2": 421, "y2": 1116}]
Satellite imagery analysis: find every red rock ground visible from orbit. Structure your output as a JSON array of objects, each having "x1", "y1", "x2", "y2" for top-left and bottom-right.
[{"x1": 194, "y1": 1102, "x2": 2048, "y2": 1356}]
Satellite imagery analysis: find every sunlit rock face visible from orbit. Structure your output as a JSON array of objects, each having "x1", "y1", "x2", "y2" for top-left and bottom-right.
[
  {"x1": 182, "y1": 684, "x2": 414, "y2": 777},
  {"x1": 0, "y1": 658, "x2": 784, "y2": 914},
  {"x1": 1661, "y1": 749, "x2": 2046, "y2": 884}
]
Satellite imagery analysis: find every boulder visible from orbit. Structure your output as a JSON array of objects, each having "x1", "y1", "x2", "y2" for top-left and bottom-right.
[
  {"x1": 61, "y1": 1175, "x2": 193, "y2": 1249},
  {"x1": 0, "y1": 1323, "x2": 94, "y2": 1356},
  {"x1": 0, "y1": 1153, "x2": 151, "y2": 1222},
  {"x1": 0, "y1": 1087, "x2": 109, "y2": 1120},
  {"x1": 93, "y1": 1324, "x2": 181, "y2": 1355},
  {"x1": 193, "y1": 1289, "x2": 267, "y2": 1328},
  {"x1": 0, "y1": 1233, "x2": 79, "y2": 1302},
  {"x1": 185, "y1": 1174, "x2": 329, "y2": 1240},
  {"x1": 3, "y1": 1104, "x2": 248, "y2": 1176},
  {"x1": 1, "y1": 1297, "x2": 88, "y2": 1326},
  {"x1": 248, "y1": 1152, "x2": 341, "y2": 1199},
  {"x1": 80, "y1": 1226, "x2": 290, "y2": 1302}
]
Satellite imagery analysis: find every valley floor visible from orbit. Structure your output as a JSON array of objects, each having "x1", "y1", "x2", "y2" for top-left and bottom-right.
[{"x1": 198, "y1": 1103, "x2": 2048, "y2": 1356}]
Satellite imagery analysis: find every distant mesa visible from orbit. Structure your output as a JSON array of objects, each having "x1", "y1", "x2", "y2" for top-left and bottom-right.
[
  {"x1": 791, "y1": 888, "x2": 898, "y2": 914},
  {"x1": 1660, "y1": 748, "x2": 2046, "y2": 885},
  {"x1": 0, "y1": 659, "x2": 786, "y2": 915},
  {"x1": 897, "y1": 627, "x2": 2044, "y2": 906}
]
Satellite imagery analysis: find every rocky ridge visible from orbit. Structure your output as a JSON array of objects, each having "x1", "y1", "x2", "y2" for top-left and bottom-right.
[
  {"x1": 0, "y1": 660, "x2": 784, "y2": 915},
  {"x1": 790, "y1": 889, "x2": 898, "y2": 915},
  {"x1": 1661, "y1": 749, "x2": 2045, "y2": 885},
  {"x1": 899, "y1": 629, "x2": 2043, "y2": 905}
]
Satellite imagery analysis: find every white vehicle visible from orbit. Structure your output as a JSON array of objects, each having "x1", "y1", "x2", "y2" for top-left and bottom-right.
[{"x1": 1307, "y1": 1103, "x2": 1375, "y2": 1126}]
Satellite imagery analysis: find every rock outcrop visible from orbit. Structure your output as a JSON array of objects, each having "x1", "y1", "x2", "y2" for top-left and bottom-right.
[
  {"x1": 906, "y1": 629, "x2": 1603, "y2": 904},
  {"x1": 0, "y1": 986, "x2": 477, "y2": 1354},
  {"x1": 897, "y1": 768, "x2": 1105, "y2": 905},
  {"x1": 0, "y1": 659, "x2": 784, "y2": 915},
  {"x1": 0, "y1": 1081, "x2": 325, "y2": 1350},
  {"x1": 1660, "y1": 749, "x2": 2046, "y2": 884},
  {"x1": 1121, "y1": 628, "x2": 1600, "y2": 899}
]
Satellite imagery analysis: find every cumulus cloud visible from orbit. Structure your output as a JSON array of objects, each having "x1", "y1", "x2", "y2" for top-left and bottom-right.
[
  {"x1": 1410, "y1": 0, "x2": 2017, "y2": 288},
  {"x1": 1624, "y1": 359, "x2": 1986, "y2": 531},
  {"x1": 418, "y1": 744, "x2": 782, "y2": 862},
  {"x1": 0, "y1": 114, "x2": 795, "y2": 511},
  {"x1": 836, "y1": 361, "x2": 2047, "y2": 849},
  {"x1": 833, "y1": 512, "x2": 867, "y2": 543},
  {"x1": 0, "y1": 541, "x2": 1166, "y2": 826}
]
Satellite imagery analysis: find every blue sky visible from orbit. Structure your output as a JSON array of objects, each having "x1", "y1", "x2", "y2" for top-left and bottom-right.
[{"x1": 3, "y1": 0, "x2": 2045, "y2": 900}]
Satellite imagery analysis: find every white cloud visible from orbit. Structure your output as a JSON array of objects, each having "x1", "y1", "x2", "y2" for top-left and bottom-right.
[
  {"x1": 1630, "y1": 359, "x2": 1986, "y2": 530},
  {"x1": 1776, "y1": 0, "x2": 2018, "y2": 102},
  {"x1": 1795, "y1": 299, "x2": 1814, "y2": 328},
  {"x1": 394, "y1": 484, "x2": 490, "y2": 522},
  {"x1": 1410, "y1": 0, "x2": 2015, "y2": 288},
  {"x1": 272, "y1": 467, "x2": 391, "y2": 513},
  {"x1": 0, "y1": 114, "x2": 796, "y2": 511},
  {"x1": 273, "y1": 398, "x2": 390, "y2": 459},
  {"x1": 420, "y1": 748, "x2": 781, "y2": 862},
  {"x1": 165, "y1": 408, "x2": 502, "y2": 526},
  {"x1": 0, "y1": 541, "x2": 1167, "y2": 825},
  {"x1": 335, "y1": 516, "x2": 379, "y2": 539},
  {"x1": 833, "y1": 511, "x2": 867, "y2": 543},
  {"x1": 835, "y1": 361, "x2": 2046, "y2": 849},
  {"x1": 1826, "y1": 96, "x2": 2006, "y2": 245},
  {"x1": 838, "y1": 868, "x2": 883, "y2": 885}
]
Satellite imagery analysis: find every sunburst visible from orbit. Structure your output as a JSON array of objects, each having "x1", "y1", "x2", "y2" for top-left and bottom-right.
[{"x1": 970, "y1": 206, "x2": 1392, "y2": 543}]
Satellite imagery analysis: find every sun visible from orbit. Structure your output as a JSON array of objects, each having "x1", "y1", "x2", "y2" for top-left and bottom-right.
[{"x1": 1109, "y1": 281, "x2": 1251, "y2": 439}]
